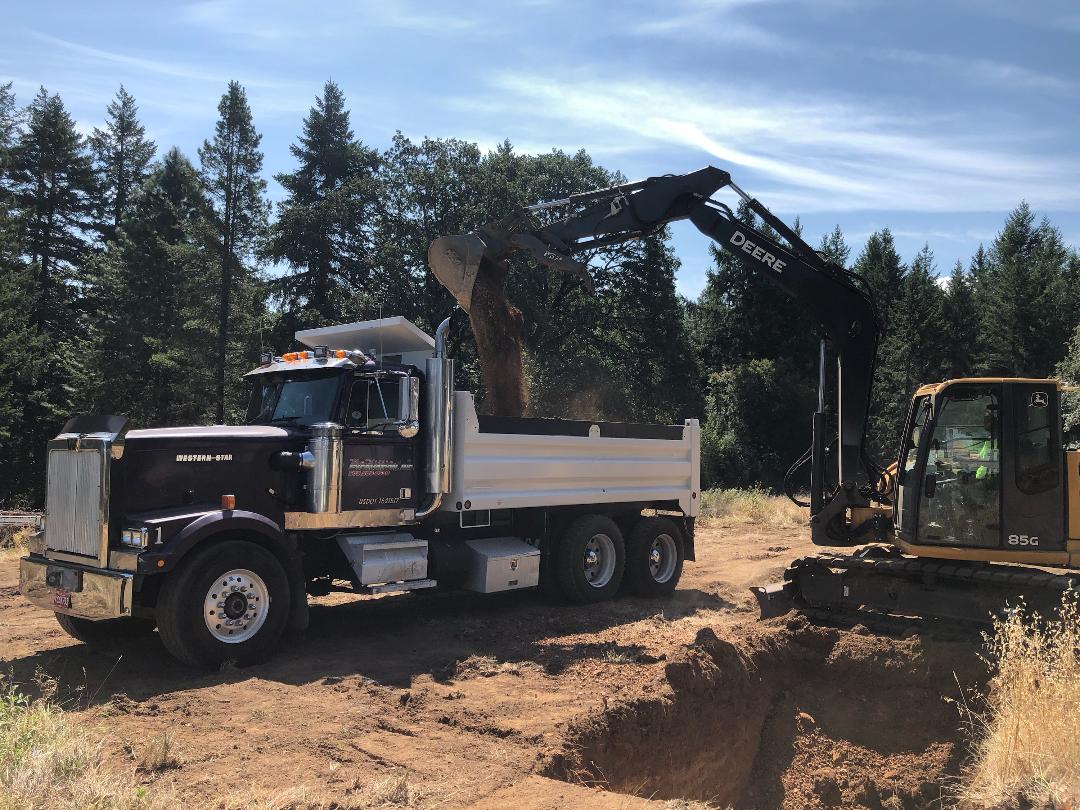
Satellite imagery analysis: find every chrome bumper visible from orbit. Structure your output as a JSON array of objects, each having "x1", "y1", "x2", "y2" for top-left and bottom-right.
[{"x1": 19, "y1": 556, "x2": 133, "y2": 620}]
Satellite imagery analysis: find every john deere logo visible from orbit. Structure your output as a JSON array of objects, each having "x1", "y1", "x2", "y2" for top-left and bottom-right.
[{"x1": 1031, "y1": 391, "x2": 1048, "y2": 408}]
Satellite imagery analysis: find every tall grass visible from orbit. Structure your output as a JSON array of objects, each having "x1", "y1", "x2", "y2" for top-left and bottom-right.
[
  {"x1": 0, "y1": 676, "x2": 173, "y2": 810},
  {"x1": 960, "y1": 595, "x2": 1080, "y2": 807},
  {"x1": 698, "y1": 487, "x2": 806, "y2": 529}
]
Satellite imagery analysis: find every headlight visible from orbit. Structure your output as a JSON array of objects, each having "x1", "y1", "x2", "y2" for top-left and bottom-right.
[{"x1": 120, "y1": 528, "x2": 149, "y2": 549}]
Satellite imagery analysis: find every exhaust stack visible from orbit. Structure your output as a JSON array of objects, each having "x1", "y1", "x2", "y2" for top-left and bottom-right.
[{"x1": 416, "y1": 314, "x2": 454, "y2": 517}]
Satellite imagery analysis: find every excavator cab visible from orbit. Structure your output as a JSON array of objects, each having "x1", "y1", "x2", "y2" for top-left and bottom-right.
[{"x1": 896, "y1": 379, "x2": 1072, "y2": 561}]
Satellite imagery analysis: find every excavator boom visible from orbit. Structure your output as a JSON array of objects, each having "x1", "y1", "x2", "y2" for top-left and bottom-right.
[{"x1": 429, "y1": 166, "x2": 887, "y2": 545}]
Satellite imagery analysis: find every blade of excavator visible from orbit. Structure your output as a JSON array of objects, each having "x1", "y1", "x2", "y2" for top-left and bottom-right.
[{"x1": 428, "y1": 234, "x2": 487, "y2": 312}]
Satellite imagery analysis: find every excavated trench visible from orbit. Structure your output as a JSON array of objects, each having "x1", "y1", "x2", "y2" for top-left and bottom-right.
[{"x1": 543, "y1": 618, "x2": 987, "y2": 809}]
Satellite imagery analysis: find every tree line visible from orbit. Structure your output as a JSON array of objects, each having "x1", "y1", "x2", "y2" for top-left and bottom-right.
[{"x1": 0, "y1": 79, "x2": 1077, "y2": 507}]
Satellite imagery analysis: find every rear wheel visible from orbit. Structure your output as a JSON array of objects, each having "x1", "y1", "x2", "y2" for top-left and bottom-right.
[
  {"x1": 625, "y1": 517, "x2": 684, "y2": 597},
  {"x1": 55, "y1": 613, "x2": 156, "y2": 647},
  {"x1": 555, "y1": 515, "x2": 625, "y2": 603},
  {"x1": 157, "y1": 540, "x2": 290, "y2": 668}
]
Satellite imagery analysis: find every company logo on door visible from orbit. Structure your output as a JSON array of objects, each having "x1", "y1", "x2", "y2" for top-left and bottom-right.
[{"x1": 347, "y1": 458, "x2": 414, "y2": 478}]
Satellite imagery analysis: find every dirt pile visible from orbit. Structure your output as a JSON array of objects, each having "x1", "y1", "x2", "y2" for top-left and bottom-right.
[{"x1": 543, "y1": 617, "x2": 985, "y2": 809}]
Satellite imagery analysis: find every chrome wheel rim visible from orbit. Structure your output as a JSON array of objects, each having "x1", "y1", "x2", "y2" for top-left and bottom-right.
[
  {"x1": 649, "y1": 533, "x2": 678, "y2": 583},
  {"x1": 203, "y1": 569, "x2": 269, "y2": 644},
  {"x1": 583, "y1": 533, "x2": 616, "y2": 588}
]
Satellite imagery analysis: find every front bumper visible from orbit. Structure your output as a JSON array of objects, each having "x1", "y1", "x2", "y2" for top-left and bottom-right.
[{"x1": 19, "y1": 555, "x2": 133, "y2": 620}]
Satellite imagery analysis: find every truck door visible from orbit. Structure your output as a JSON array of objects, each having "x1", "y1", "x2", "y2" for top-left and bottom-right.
[
  {"x1": 1000, "y1": 382, "x2": 1064, "y2": 551},
  {"x1": 915, "y1": 384, "x2": 1002, "y2": 548},
  {"x1": 340, "y1": 373, "x2": 418, "y2": 514}
]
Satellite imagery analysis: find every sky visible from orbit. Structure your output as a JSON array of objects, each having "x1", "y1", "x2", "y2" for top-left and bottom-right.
[{"x1": 2, "y1": 0, "x2": 1078, "y2": 298}]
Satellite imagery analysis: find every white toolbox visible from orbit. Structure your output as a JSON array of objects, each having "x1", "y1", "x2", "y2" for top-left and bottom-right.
[{"x1": 463, "y1": 537, "x2": 540, "y2": 593}]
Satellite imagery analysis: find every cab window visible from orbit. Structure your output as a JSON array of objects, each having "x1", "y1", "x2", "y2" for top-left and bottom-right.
[{"x1": 345, "y1": 376, "x2": 400, "y2": 430}]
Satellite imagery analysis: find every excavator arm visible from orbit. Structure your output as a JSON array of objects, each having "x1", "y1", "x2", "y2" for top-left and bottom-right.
[{"x1": 429, "y1": 166, "x2": 886, "y2": 545}]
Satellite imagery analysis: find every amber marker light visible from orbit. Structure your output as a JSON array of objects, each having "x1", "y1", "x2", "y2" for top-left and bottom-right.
[{"x1": 221, "y1": 494, "x2": 236, "y2": 510}]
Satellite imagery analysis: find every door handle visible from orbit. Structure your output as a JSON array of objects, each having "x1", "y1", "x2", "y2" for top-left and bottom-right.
[{"x1": 923, "y1": 473, "x2": 937, "y2": 498}]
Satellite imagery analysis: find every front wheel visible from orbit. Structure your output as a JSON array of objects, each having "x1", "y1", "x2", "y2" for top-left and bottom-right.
[
  {"x1": 156, "y1": 540, "x2": 290, "y2": 668},
  {"x1": 625, "y1": 517, "x2": 684, "y2": 597},
  {"x1": 555, "y1": 515, "x2": 626, "y2": 603}
]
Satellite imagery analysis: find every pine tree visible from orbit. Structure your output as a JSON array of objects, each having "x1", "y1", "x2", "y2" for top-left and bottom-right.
[
  {"x1": 975, "y1": 203, "x2": 1068, "y2": 375},
  {"x1": 9, "y1": 88, "x2": 96, "y2": 330},
  {"x1": 6, "y1": 88, "x2": 97, "y2": 502},
  {"x1": 942, "y1": 260, "x2": 977, "y2": 378},
  {"x1": 818, "y1": 224, "x2": 851, "y2": 267},
  {"x1": 598, "y1": 234, "x2": 699, "y2": 423},
  {"x1": 90, "y1": 86, "x2": 156, "y2": 242},
  {"x1": 266, "y1": 81, "x2": 379, "y2": 335},
  {"x1": 199, "y1": 81, "x2": 269, "y2": 422},
  {"x1": 95, "y1": 148, "x2": 218, "y2": 426},
  {"x1": 871, "y1": 245, "x2": 947, "y2": 457},
  {"x1": 852, "y1": 228, "x2": 904, "y2": 338}
]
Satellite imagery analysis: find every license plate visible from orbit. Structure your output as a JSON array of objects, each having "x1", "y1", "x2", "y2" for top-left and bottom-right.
[{"x1": 53, "y1": 589, "x2": 72, "y2": 610}]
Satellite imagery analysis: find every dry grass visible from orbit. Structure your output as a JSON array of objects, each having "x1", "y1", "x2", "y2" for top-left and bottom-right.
[
  {"x1": 959, "y1": 594, "x2": 1080, "y2": 807},
  {"x1": 0, "y1": 676, "x2": 174, "y2": 810},
  {"x1": 698, "y1": 488, "x2": 805, "y2": 529},
  {"x1": 0, "y1": 525, "x2": 33, "y2": 558},
  {"x1": 241, "y1": 769, "x2": 424, "y2": 809}
]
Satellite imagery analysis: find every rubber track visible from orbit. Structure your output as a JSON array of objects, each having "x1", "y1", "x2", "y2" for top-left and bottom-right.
[{"x1": 784, "y1": 550, "x2": 1080, "y2": 628}]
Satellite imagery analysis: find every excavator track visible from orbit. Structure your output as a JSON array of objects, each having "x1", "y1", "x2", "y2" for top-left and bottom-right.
[{"x1": 754, "y1": 547, "x2": 1080, "y2": 627}]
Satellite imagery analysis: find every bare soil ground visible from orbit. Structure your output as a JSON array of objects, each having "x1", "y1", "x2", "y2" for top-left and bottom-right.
[{"x1": 0, "y1": 520, "x2": 987, "y2": 809}]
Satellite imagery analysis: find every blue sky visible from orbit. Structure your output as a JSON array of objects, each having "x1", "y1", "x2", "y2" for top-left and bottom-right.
[{"x1": 3, "y1": 0, "x2": 1078, "y2": 297}]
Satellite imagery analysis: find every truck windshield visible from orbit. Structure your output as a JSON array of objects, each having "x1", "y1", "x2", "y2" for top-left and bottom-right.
[{"x1": 246, "y1": 373, "x2": 340, "y2": 427}]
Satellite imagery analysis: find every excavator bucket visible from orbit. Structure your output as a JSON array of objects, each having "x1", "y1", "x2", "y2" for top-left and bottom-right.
[{"x1": 428, "y1": 234, "x2": 488, "y2": 312}]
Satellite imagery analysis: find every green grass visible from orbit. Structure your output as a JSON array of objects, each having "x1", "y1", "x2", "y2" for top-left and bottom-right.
[{"x1": 0, "y1": 676, "x2": 174, "y2": 810}]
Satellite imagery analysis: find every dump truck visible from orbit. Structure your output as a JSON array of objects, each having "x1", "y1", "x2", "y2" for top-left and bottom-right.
[{"x1": 20, "y1": 315, "x2": 699, "y2": 666}]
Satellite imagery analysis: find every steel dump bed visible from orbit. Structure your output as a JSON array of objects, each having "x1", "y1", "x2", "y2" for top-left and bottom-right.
[{"x1": 444, "y1": 392, "x2": 700, "y2": 516}]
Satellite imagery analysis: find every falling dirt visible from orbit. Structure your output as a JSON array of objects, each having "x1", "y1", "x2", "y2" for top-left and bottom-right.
[
  {"x1": 0, "y1": 521, "x2": 988, "y2": 808},
  {"x1": 467, "y1": 255, "x2": 528, "y2": 416}
]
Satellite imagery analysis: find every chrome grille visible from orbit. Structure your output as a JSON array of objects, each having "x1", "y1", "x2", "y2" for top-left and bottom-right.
[{"x1": 45, "y1": 447, "x2": 106, "y2": 558}]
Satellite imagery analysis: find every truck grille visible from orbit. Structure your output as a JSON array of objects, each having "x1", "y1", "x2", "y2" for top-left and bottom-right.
[{"x1": 45, "y1": 448, "x2": 107, "y2": 559}]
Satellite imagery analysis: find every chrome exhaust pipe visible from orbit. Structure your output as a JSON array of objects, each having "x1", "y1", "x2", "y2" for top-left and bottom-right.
[{"x1": 416, "y1": 314, "x2": 454, "y2": 518}]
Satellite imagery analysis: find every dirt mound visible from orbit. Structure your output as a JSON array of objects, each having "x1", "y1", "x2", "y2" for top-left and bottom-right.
[{"x1": 543, "y1": 618, "x2": 985, "y2": 809}]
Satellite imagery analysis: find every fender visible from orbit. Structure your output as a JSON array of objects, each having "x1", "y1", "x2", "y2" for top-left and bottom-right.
[{"x1": 138, "y1": 509, "x2": 287, "y2": 574}]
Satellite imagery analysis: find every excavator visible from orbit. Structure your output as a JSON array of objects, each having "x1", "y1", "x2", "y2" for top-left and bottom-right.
[{"x1": 428, "y1": 165, "x2": 1080, "y2": 626}]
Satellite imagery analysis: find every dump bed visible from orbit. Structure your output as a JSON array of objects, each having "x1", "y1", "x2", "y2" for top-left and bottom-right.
[{"x1": 444, "y1": 393, "x2": 700, "y2": 516}]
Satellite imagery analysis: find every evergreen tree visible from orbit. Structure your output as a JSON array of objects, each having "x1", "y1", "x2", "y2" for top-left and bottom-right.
[
  {"x1": 852, "y1": 228, "x2": 904, "y2": 338},
  {"x1": 90, "y1": 86, "x2": 156, "y2": 242},
  {"x1": 199, "y1": 81, "x2": 269, "y2": 422},
  {"x1": 818, "y1": 224, "x2": 851, "y2": 267},
  {"x1": 942, "y1": 259, "x2": 977, "y2": 378},
  {"x1": 871, "y1": 244, "x2": 947, "y2": 457},
  {"x1": 9, "y1": 88, "x2": 96, "y2": 329},
  {"x1": 975, "y1": 203, "x2": 1068, "y2": 375},
  {"x1": 95, "y1": 148, "x2": 218, "y2": 426},
  {"x1": 6, "y1": 88, "x2": 96, "y2": 501},
  {"x1": 596, "y1": 234, "x2": 698, "y2": 423},
  {"x1": 266, "y1": 81, "x2": 380, "y2": 337},
  {"x1": 0, "y1": 82, "x2": 19, "y2": 180}
]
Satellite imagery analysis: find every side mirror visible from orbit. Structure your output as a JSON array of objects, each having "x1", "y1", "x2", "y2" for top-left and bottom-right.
[
  {"x1": 923, "y1": 473, "x2": 937, "y2": 499},
  {"x1": 397, "y1": 376, "x2": 420, "y2": 438}
]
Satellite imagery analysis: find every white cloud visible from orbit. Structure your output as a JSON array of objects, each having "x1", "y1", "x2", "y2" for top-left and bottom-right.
[
  {"x1": 874, "y1": 48, "x2": 1075, "y2": 96},
  {"x1": 475, "y1": 72, "x2": 1080, "y2": 215}
]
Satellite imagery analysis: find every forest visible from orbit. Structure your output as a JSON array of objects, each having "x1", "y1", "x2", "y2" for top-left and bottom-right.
[{"x1": 1, "y1": 78, "x2": 1078, "y2": 508}]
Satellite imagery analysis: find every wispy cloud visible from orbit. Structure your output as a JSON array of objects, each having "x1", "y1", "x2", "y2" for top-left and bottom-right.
[
  {"x1": 874, "y1": 48, "x2": 1075, "y2": 96},
  {"x1": 177, "y1": 0, "x2": 479, "y2": 43},
  {"x1": 473, "y1": 72, "x2": 1080, "y2": 214}
]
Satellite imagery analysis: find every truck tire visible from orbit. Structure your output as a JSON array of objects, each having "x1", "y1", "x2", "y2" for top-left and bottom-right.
[
  {"x1": 555, "y1": 515, "x2": 625, "y2": 603},
  {"x1": 55, "y1": 613, "x2": 156, "y2": 647},
  {"x1": 156, "y1": 540, "x2": 290, "y2": 668},
  {"x1": 625, "y1": 517, "x2": 684, "y2": 597}
]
